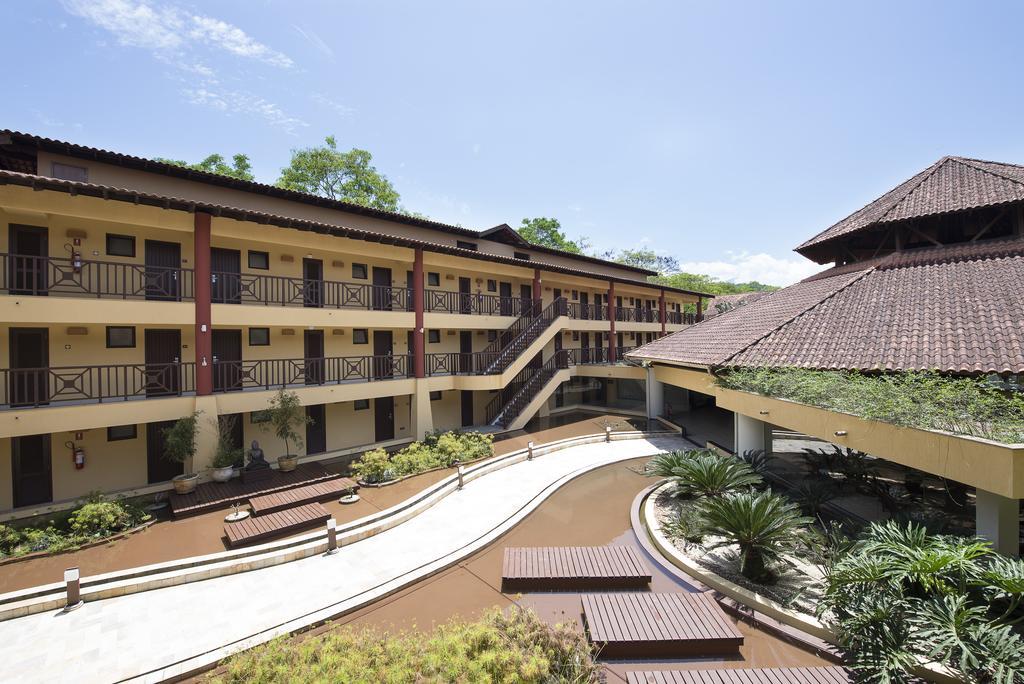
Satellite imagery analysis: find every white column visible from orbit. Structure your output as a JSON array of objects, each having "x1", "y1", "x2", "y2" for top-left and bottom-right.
[
  {"x1": 645, "y1": 367, "x2": 664, "y2": 419},
  {"x1": 976, "y1": 489, "x2": 1020, "y2": 557},
  {"x1": 734, "y1": 412, "x2": 771, "y2": 456}
]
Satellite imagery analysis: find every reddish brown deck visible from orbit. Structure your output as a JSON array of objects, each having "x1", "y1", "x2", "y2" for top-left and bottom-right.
[
  {"x1": 502, "y1": 546, "x2": 652, "y2": 591},
  {"x1": 169, "y1": 463, "x2": 340, "y2": 517},
  {"x1": 223, "y1": 502, "x2": 331, "y2": 547},
  {"x1": 582, "y1": 592, "x2": 744, "y2": 658},
  {"x1": 249, "y1": 478, "x2": 357, "y2": 516},
  {"x1": 627, "y1": 667, "x2": 852, "y2": 683}
]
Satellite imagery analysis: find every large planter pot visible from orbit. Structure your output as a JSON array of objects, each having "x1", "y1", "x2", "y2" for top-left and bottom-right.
[
  {"x1": 278, "y1": 455, "x2": 298, "y2": 473},
  {"x1": 172, "y1": 473, "x2": 199, "y2": 495},
  {"x1": 211, "y1": 466, "x2": 234, "y2": 483}
]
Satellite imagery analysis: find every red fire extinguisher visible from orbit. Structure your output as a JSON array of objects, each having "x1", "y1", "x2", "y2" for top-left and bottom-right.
[{"x1": 66, "y1": 441, "x2": 86, "y2": 470}]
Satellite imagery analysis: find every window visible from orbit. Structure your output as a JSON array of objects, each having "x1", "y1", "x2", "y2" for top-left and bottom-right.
[
  {"x1": 486, "y1": 279, "x2": 497, "y2": 292},
  {"x1": 514, "y1": 251, "x2": 530, "y2": 261},
  {"x1": 427, "y1": 272, "x2": 440, "y2": 286},
  {"x1": 571, "y1": 290, "x2": 578, "y2": 300},
  {"x1": 106, "y1": 326, "x2": 136, "y2": 348},
  {"x1": 428, "y1": 329, "x2": 440, "y2": 344},
  {"x1": 354, "y1": 399, "x2": 369, "y2": 410},
  {"x1": 352, "y1": 263, "x2": 368, "y2": 280},
  {"x1": 429, "y1": 390, "x2": 442, "y2": 401},
  {"x1": 248, "y1": 251, "x2": 270, "y2": 270},
  {"x1": 107, "y1": 424, "x2": 137, "y2": 441},
  {"x1": 106, "y1": 233, "x2": 136, "y2": 257},
  {"x1": 51, "y1": 162, "x2": 88, "y2": 182},
  {"x1": 251, "y1": 410, "x2": 270, "y2": 424},
  {"x1": 353, "y1": 329, "x2": 369, "y2": 344},
  {"x1": 456, "y1": 240, "x2": 478, "y2": 251},
  {"x1": 248, "y1": 328, "x2": 270, "y2": 346}
]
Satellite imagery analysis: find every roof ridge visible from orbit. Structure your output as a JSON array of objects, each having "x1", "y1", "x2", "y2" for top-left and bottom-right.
[
  {"x1": 875, "y1": 156, "x2": 954, "y2": 225},
  {"x1": 949, "y1": 156, "x2": 1024, "y2": 190},
  {"x1": 715, "y1": 267, "x2": 875, "y2": 368}
]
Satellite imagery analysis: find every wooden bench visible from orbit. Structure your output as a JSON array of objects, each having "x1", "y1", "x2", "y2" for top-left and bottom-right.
[
  {"x1": 223, "y1": 502, "x2": 331, "y2": 547},
  {"x1": 502, "y1": 546, "x2": 651, "y2": 591},
  {"x1": 627, "y1": 667, "x2": 852, "y2": 684},
  {"x1": 249, "y1": 478, "x2": 357, "y2": 516},
  {"x1": 170, "y1": 463, "x2": 340, "y2": 517}
]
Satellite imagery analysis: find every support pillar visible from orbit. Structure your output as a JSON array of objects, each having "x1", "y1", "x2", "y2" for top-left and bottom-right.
[
  {"x1": 696, "y1": 295, "x2": 703, "y2": 322},
  {"x1": 412, "y1": 380, "x2": 434, "y2": 440},
  {"x1": 413, "y1": 249, "x2": 425, "y2": 379},
  {"x1": 532, "y1": 268, "x2": 542, "y2": 314},
  {"x1": 659, "y1": 289, "x2": 666, "y2": 335},
  {"x1": 645, "y1": 366, "x2": 664, "y2": 420},
  {"x1": 194, "y1": 212, "x2": 213, "y2": 396},
  {"x1": 976, "y1": 489, "x2": 1020, "y2": 557},
  {"x1": 734, "y1": 413, "x2": 772, "y2": 456},
  {"x1": 608, "y1": 281, "x2": 616, "y2": 363}
]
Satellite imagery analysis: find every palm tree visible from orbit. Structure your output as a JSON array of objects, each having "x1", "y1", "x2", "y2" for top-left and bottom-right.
[
  {"x1": 700, "y1": 490, "x2": 811, "y2": 583},
  {"x1": 671, "y1": 453, "x2": 762, "y2": 498}
]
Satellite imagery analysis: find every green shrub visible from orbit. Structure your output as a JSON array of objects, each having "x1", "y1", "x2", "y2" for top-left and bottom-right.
[
  {"x1": 663, "y1": 504, "x2": 706, "y2": 544},
  {"x1": 0, "y1": 524, "x2": 22, "y2": 555},
  {"x1": 68, "y1": 501, "x2": 135, "y2": 537},
  {"x1": 351, "y1": 431, "x2": 494, "y2": 482},
  {"x1": 654, "y1": 449, "x2": 762, "y2": 498},
  {"x1": 215, "y1": 607, "x2": 599, "y2": 684},
  {"x1": 351, "y1": 448, "x2": 393, "y2": 483}
]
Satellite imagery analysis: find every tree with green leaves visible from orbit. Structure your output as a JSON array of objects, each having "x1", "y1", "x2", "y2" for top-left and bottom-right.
[
  {"x1": 276, "y1": 135, "x2": 400, "y2": 211},
  {"x1": 517, "y1": 217, "x2": 588, "y2": 254},
  {"x1": 263, "y1": 390, "x2": 311, "y2": 458},
  {"x1": 602, "y1": 248, "x2": 680, "y2": 275},
  {"x1": 156, "y1": 154, "x2": 255, "y2": 181}
]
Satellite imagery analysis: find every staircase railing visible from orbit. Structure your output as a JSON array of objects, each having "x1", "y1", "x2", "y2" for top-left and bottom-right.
[
  {"x1": 481, "y1": 297, "x2": 567, "y2": 374},
  {"x1": 487, "y1": 349, "x2": 569, "y2": 427}
]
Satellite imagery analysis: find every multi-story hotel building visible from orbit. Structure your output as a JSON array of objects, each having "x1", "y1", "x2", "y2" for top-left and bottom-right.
[{"x1": 0, "y1": 130, "x2": 707, "y2": 518}]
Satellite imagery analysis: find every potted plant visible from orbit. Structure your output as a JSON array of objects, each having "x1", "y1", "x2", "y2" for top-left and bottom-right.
[
  {"x1": 211, "y1": 416, "x2": 243, "y2": 483},
  {"x1": 163, "y1": 411, "x2": 201, "y2": 494},
  {"x1": 264, "y1": 390, "x2": 310, "y2": 472}
]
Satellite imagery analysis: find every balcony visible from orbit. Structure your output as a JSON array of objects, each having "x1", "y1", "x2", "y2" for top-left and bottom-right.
[
  {"x1": 211, "y1": 354, "x2": 410, "y2": 392},
  {"x1": 0, "y1": 362, "x2": 197, "y2": 408},
  {"x1": 211, "y1": 272, "x2": 409, "y2": 310},
  {"x1": 1, "y1": 254, "x2": 194, "y2": 301},
  {"x1": 424, "y1": 290, "x2": 530, "y2": 317}
]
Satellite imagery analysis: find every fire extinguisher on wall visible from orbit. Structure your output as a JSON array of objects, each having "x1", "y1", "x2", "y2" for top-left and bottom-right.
[{"x1": 66, "y1": 440, "x2": 86, "y2": 470}]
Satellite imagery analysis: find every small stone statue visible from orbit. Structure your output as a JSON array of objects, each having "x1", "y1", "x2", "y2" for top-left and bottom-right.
[{"x1": 246, "y1": 440, "x2": 269, "y2": 470}]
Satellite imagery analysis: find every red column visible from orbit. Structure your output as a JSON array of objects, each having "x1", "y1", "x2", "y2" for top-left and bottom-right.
[
  {"x1": 659, "y1": 289, "x2": 666, "y2": 336},
  {"x1": 194, "y1": 212, "x2": 213, "y2": 396},
  {"x1": 413, "y1": 249, "x2": 425, "y2": 378},
  {"x1": 608, "y1": 281, "x2": 616, "y2": 362},
  {"x1": 696, "y1": 295, "x2": 703, "y2": 322}
]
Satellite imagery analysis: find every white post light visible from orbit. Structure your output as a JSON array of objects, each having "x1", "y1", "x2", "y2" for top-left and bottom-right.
[
  {"x1": 63, "y1": 567, "x2": 83, "y2": 612},
  {"x1": 457, "y1": 465, "x2": 465, "y2": 490},
  {"x1": 326, "y1": 518, "x2": 338, "y2": 554},
  {"x1": 605, "y1": 426, "x2": 613, "y2": 442},
  {"x1": 527, "y1": 441, "x2": 535, "y2": 460}
]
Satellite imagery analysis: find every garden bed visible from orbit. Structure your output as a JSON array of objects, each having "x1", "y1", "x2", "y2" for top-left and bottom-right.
[{"x1": 352, "y1": 430, "x2": 494, "y2": 485}]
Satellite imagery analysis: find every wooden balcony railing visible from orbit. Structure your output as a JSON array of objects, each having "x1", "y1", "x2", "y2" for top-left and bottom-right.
[
  {"x1": 1, "y1": 254, "x2": 194, "y2": 301},
  {"x1": 0, "y1": 362, "x2": 196, "y2": 408},
  {"x1": 211, "y1": 272, "x2": 410, "y2": 311},
  {"x1": 423, "y1": 289, "x2": 529, "y2": 317},
  {"x1": 212, "y1": 354, "x2": 410, "y2": 392}
]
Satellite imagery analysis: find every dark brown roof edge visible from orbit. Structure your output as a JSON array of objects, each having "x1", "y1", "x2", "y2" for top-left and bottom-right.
[
  {"x1": 0, "y1": 170, "x2": 712, "y2": 298},
  {"x1": 2, "y1": 129, "x2": 658, "y2": 277}
]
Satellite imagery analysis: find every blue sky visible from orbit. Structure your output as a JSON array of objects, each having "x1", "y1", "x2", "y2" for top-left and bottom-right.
[{"x1": 6, "y1": 1, "x2": 1024, "y2": 285}]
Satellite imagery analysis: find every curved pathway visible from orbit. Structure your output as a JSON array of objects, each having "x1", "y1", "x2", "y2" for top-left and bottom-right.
[{"x1": 0, "y1": 436, "x2": 684, "y2": 684}]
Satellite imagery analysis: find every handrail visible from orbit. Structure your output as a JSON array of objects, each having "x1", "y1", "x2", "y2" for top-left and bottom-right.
[
  {"x1": 1, "y1": 253, "x2": 194, "y2": 301},
  {"x1": 423, "y1": 289, "x2": 527, "y2": 317},
  {"x1": 211, "y1": 271, "x2": 409, "y2": 311},
  {"x1": 0, "y1": 362, "x2": 196, "y2": 408},
  {"x1": 212, "y1": 354, "x2": 410, "y2": 391},
  {"x1": 488, "y1": 349, "x2": 570, "y2": 426}
]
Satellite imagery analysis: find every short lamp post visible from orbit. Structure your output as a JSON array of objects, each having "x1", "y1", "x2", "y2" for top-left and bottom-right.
[
  {"x1": 325, "y1": 518, "x2": 339, "y2": 555},
  {"x1": 457, "y1": 465, "x2": 465, "y2": 490},
  {"x1": 527, "y1": 441, "x2": 535, "y2": 460},
  {"x1": 605, "y1": 426, "x2": 613, "y2": 442},
  {"x1": 63, "y1": 567, "x2": 83, "y2": 612}
]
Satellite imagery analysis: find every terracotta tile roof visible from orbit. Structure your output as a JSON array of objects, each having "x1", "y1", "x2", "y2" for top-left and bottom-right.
[
  {"x1": 630, "y1": 238, "x2": 1024, "y2": 375},
  {"x1": 627, "y1": 270, "x2": 867, "y2": 367},
  {"x1": 797, "y1": 156, "x2": 1024, "y2": 255}
]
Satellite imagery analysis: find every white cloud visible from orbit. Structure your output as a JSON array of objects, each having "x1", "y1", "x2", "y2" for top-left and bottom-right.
[
  {"x1": 311, "y1": 93, "x2": 354, "y2": 118},
  {"x1": 183, "y1": 88, "x2": 309, "y2": 135},
  {"x1": 62, "y1": 0, "x2": 292, "y2": 68},
  {"x1": 677, "y1": 251, "x2": 821, "y2": 287}
]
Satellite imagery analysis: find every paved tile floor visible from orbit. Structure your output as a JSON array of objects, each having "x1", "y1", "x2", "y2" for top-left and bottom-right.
[{"x1": 0, "y1": 436, "x2": 684, "y2": 684}]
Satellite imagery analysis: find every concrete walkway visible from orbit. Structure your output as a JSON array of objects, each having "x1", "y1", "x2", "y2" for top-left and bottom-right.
[{"x1": 0, "y1": 436, "x2": 684, "y2": 684}]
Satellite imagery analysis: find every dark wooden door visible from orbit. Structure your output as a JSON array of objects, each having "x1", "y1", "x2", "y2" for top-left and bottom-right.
[
  {"x1": 144, "y1": 240, "x2": 180, "y2": 301},
  {"x1": 220, "y1": 414, "x2": 244, "y2": 457},
  {"x1": 211, "y1": 247, "x2": 241, "y2": 304},
  {"x1": 459, "y1": 277, "x2": 471, "y2": 314},
  {"x1": 212, "y1": 329, "x2": 242, "y2": 392},
  {"x1": 520, "y1": 284, "x2": 533, "y2": 316},
  {"x1": 145, "y1": 329, "x2": 181, "y2": 396},
  {"x1": 9, "y1": 327, "x2": 48, "y2": 407},
  {"x1": 374, "y1": 396, "x2": 394, "y2": 442},
  {"x1": 304, "y1": 330, "x2": 324, "y2": 385},
  {"x1": 8, "y1": 224, "x2": 48, "y2": 295},
  {"x1": 459, "y1": 331, "x2": 472, "y2": 373},
  {"x1": 373, "y1": 330, "x2": 393, "y2": 379},
  {"x1": 579, "y1": 292, "x2": 589, "y2": 320},
  {"x1": 12, "y1": 434, "x2": 51, "y2": 507},
  {"x1": 580, "y1": 332, "x2": 591, "y2": 363},
  {"x1": 461, "y1": 390, "x2": 474, "y2": 427},
  {"x1": 372, "y1": 266, "x2": 392, "y2": 311},
  {"x1": 554, "y1": 329, "x2": 567, "y2": 368},
  {"x1": 553, "y1": 288, "x2": 564, "y2": 316},
  {"x1": 306, "y1": 404, "x2": 327, "y2": 455},
  {"x1": 499, "y1": 281, "x2": 512, "y2": 315},
  {"x1": 406, "y1": 270, "x2": 415, "y2": 312},
  {"x1": 147, "y1": 420, "x2": 183, "y2": 484},
  {"x1": 303, "y1": 258, "x2": 323, "y2": 308}
]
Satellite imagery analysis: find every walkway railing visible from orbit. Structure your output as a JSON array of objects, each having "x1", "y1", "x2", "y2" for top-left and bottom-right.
[
  {"x1": 211, "y1": 272, "x2": 409, "y2": 310},
  {"x1": 1, "y1": 253, "x2": 194, "y2": 301},
  {"x1": 212, "y1": 354, "x2": 410, "y2": 392},
  {"x1": 423, "y1": 289, "x2": 527, "y2": 316},
  {"x1": 0, "y1": 362, "x2": 196, "y2": 408}
]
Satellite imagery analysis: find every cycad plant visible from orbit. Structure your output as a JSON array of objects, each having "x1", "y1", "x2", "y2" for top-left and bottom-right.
[
  {"x1": 649, "y1": 450, "x2": 762, "y2": 498},
  {"x1": 700, "y1": 490, "x2": 812, "y2": 583}
]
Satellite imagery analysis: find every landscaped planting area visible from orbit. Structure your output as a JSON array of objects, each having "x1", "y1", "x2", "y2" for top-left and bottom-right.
[
  {"x1": 352, "y1": 430, "x2": 494, "y2": 483},
  {"x1": 716, "y1": 367, "x2": 1024, "y2": 444},
  {"x1": 649, "y1": 448, "x2": 1024, "y2": 682}
]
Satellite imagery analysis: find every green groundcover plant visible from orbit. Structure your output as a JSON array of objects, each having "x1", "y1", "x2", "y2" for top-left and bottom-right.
[
  {"x1": 0, "y1": 493, "x2": 149, "y2": 558},
  {"x1": 717, "y1": 367, "x2": 1024, "y2": 444},
  {"x1": 214, "y1": 607, "x2": 600, "y2": 684},
  {"x1": 352, "y1": 430, "x2": 494, "y2": 483}
]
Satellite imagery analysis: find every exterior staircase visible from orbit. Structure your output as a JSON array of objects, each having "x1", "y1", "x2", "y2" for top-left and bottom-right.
[
  {"x1": 486, "y1": 349, "x2": 569, "y2": 427},
  {"x1": 479, "y1": 297, "x2": 566, "y2": 375}
]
